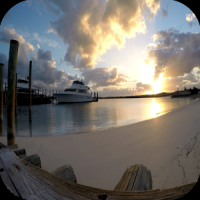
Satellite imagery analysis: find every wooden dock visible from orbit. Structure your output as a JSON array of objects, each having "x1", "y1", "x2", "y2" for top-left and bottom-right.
[{"x1": 0, "y1": 142, "x2": 197, "y2": 199}]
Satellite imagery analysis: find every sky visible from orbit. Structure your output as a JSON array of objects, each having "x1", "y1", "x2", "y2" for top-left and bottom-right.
[{"x1": 0, "y1": 0, "x2": 200, "y2": 97}]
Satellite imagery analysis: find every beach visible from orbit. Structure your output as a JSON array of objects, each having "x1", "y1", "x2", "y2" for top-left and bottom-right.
[{"x1": 1, "y1": 98, "x2": 200, "y2": 190}]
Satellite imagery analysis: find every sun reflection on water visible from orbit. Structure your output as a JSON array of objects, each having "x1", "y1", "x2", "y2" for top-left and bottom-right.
[{"x1": 150, "y1": 98, "x2": 162, "y2": 118}]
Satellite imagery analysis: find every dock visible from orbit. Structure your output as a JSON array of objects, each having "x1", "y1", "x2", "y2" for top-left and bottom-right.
[{"x1": 0, "y1": 142, "x2": 197, "y2": 200}]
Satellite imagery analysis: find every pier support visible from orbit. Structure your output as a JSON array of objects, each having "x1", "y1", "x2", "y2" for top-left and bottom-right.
[
  {"x1": 0, "y1": 63, "x2": 4, "y2": 136},
  {"x1": 29, "y1": 61, "x2": 32, "y2": 123},
  {"x1": 7, "y1": 40, "x2": 19, "y2": 146}
]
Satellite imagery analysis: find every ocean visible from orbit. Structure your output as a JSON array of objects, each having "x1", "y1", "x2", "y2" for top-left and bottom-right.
[{"x1": 2, "y1": 96, "x2": 198, "y2": 137}]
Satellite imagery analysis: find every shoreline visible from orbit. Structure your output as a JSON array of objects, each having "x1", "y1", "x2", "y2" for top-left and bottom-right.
[{"x1": 1, "y1": 98, "x2": 200, "y2": 190}]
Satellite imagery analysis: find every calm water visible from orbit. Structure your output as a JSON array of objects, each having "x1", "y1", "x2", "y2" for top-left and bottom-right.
[{"x1": 2, "y1": 96, "x2": 198, "y2": 136}]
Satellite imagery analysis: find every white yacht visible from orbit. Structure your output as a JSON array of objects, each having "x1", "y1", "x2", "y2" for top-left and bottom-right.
[{"x1": 53, "y1": 79, "x2": 93, "y2": 103}]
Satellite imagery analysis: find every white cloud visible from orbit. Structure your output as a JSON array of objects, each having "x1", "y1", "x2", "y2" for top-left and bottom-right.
[
  {"x1": 186, "y1": 13, "x2": 196, "y2": 22},
  {"x1": 37, "y1": 44, "x2": 40, "y2": 49},
  {"x1": 39, "y1": 0, "x2": 160, "y2": 69}
]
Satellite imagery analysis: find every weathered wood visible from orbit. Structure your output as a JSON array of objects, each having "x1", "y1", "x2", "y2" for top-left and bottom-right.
[
  {"x1": 22, "y1": 154, "x2": 41, "y2": 168},
  {"x1": 29, "y1": 61, "x2": 32, "y2": 122},
  {"x1": 0, "y1": 157, "x2": 19, "y2": 197},
  {"x1": 115, "y1": 164, "x2": 152, "y2": 192},
  {"x1": 114, "y1": 167, "x2": 129, "y2": 191},
  {"x1": 13, "y1": 149, "x2": 26, "y2": 158},
  {"x1": 0, "y1": 63, "x2": 4, "y2": 136},
  {"x1": 0, "y1": 143, "x2": 196, "y2": 200},
  {"x1": 51, "y1": 164, "x2": 77, "y2": 183},
  {"x1": 7, "y1": 40, "x2": 19, "y2": 146},
  {"x1": 126, "y1": 164, "x2": 139, "y2": 191}
]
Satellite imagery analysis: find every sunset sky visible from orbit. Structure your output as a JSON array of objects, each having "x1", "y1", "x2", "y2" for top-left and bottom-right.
[{"x1": 0, "y1": 0, "x2": 200, "y2": 96}]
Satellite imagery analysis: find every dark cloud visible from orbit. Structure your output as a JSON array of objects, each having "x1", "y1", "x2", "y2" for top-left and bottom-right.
[
  {"x1": 136, "y1": 82, "x2": 152, "y2": 94},
  {"x1": 39, "y1": 0, "x2": 160, "y2": 69},
  {"x1": 145, "y1": 29, "x2": 200, "y2": 81},
  {"x1": 0, "y1": 27, "x2": 75, "y2": 89},
  {"x1": 162, "y1": 73, "x2": 200, "y2": 92},
  {"x1": 81, "y1": 67, "x2": 129, "y2": 89}
]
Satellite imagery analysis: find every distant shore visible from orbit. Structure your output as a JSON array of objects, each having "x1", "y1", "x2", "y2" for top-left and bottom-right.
[
  {"x1": 98, "y1": 92, "x2": 200, "y2": 99},
  {"x1": 1, "y1": 98, "x2": 200, "y2": 190}
]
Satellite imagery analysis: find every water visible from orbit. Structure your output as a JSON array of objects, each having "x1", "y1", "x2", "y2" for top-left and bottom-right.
[{"x1": 2, "y1": 96, "x2": 198, "y2": 137}]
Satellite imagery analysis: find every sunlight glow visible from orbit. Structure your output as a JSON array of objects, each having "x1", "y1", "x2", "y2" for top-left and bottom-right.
[
  {"x1": 141, "y1": 61, "x2": 154, "y2": 84},
  {"x1": 146, "y1": 90, "x2": 153, "y2": 94},
  {"x1": 150, "y1": 98, "x2": 162, "y2": 118},
  {"x1": 152, "y1": 73, "x2": 163, "y2": 94}
]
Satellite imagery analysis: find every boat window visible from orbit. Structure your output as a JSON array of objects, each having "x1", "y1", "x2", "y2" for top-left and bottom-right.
[
  {"x1": 18, "y1": 79, "x2": 28, "y2": 83},
  {"x1": 73, "y1": 81, "x2": 83, "y2": 85},
  {"x1": 78, "y1": 90, "x2": 86, "y2": 93},
  {"x1": 64, "y1": 89, "x2": 76, "y2": 92}
]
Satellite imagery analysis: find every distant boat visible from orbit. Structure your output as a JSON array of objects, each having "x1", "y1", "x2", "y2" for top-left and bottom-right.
[{"x1": 53, "y1": 79, "x2": 93, "y2": 103}]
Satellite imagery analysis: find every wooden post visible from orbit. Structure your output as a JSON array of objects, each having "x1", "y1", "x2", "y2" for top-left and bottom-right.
[
  {"x1": 7, "y1": 40, "x2": 19, "y2": 146},
  {"x1": 0, "y1": 63, "x2": 4, "y2": 136},
  {"x1": 15, "y1": 73, "x2": 17, "y2": 107},
  {"x1": 4, "y1": 83, "x2": 6, "y2": 105},
  {"x1": 29, "y1": 61, "x2": 32, "y2": 123}
]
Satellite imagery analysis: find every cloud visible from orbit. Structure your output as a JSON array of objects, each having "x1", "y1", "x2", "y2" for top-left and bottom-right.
[
  {"x1": 37, "y1": 44, "x2": 40, "y2": 49},
  {"x1": 186, "y1": 13, "x2": 196, "y2": 22},
  {"x1": 39, "y1": 0, "x2": 160, "y2": 69},
  {"x1": 162, "y1": 73, "x2": 200, "y2": 92},
  {"x1": 136, "y1": 82, "x2": 152, "y2": 94},
  {"x1": 0, "y1": 27, "x2": 75, "y2": 89},
  {"x1": 0, "y1": 27, "x2": 35, "y2": 73},
  {"x1": 186, "y1": 13, "x2": 197, "y2": 27},
  {"x1": 81, "y1": 67, "x2": 129, "y2": 89},
  {"x1": 32, "y1": 33, "x2": 59, "y2": 48},
  {"x1": 161, "y1": 7, "x2": 168, "y2": 17},
  {"x1": 145, "y1": 29, "x2": 200, "y2": 81}
]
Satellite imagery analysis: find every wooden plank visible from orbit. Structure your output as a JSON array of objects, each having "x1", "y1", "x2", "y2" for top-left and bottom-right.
[
  {"x1": 138, "y1": 166, "x2": 148, "y2": 191},
  {"x1": 0, "y1": 147, "x2": 85, "y2": 200},
  {"x1": 131, "y1": 164, "x2": 144, "y2": 191},
  {"x1": 126, "y1": 164, "x2": 139, "y2": 191},
  {"x1": 114, "y1": 167, "x2": 129, "y2": 191},
  {"x1": 0, "y1": 157, "x2": 19, "y2": 197},
  {"x1": 120, "y1": 166, "x2": 136, "y2": 191}
]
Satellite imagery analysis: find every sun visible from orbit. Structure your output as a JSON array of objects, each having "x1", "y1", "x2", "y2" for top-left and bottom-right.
[{"x1": 152, "y1": 73, "x2": 163, "y2": 94}]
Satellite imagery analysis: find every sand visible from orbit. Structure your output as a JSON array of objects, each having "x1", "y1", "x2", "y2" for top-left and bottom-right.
[{"x1": 1, "y1": 98, "x2": 200, "y2": 190}]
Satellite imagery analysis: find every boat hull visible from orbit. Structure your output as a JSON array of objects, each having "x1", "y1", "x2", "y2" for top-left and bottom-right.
[{"x1": 53, "y1": 93, "x2": 93, "y2": 103}]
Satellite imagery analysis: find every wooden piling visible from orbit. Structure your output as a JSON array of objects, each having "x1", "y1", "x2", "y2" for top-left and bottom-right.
[
  {"x1": 7, "y1": 39, "x2": 19, "y2": 146},
  {"x1": 0, "y1": 63, "x2": 4, "y2": 136},
  {"x1": 15, "y1": 73, "x2": 17, "y2": 107},
  {"x1": 4, "y1": 83, "x2": 6, "y2": 105},
  {"x1": 29, "y1": 61, "x2": 32, "y2": 123}
]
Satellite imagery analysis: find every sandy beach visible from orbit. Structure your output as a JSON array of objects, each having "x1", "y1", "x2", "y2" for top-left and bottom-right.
[{"x1": 1, "y1": 98, "x2": 200, "y2": 190}]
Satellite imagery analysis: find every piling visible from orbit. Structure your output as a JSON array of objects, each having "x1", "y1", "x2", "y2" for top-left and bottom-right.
[
  {"x1": 7, "y1": 39, "x2": 19, "y2": 146},
  {"x1": 4, "y1": 83, "x2": 6, "y2": 105},
  {"x1": 0, "y1": 63, "x2": 4, "y2": 136},
  {"x1": 29, "y1": 61, "x2": 32, "y2": 123},
  {"x1": 15, "y1": 73, "x2": 17, "y2": 106}
]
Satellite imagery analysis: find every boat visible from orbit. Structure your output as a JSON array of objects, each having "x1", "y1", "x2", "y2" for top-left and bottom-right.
[
  {"x1": 53, "y1": 79, "x2": 93, "y2": 103},
  {"x1": 12, "y1": 78, "x2": 51, "y2": 105}
]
